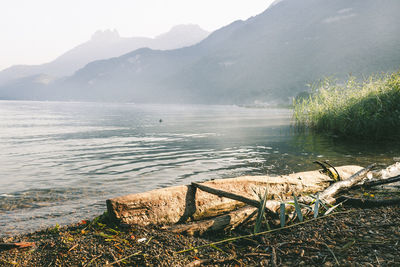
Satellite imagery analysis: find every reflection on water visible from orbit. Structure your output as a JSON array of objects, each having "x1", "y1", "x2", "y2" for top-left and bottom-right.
[{"x1": 0, "y1": 101, "x2": 399, "y2": 236}]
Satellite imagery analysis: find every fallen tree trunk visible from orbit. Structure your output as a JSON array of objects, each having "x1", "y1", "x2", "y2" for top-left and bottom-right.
[
  {"x1": 165, "y1": 163, "x2": 400, "y2": 235},
  {"x1": 107, "y1": 166, "x2": 362, "y2": 226}
]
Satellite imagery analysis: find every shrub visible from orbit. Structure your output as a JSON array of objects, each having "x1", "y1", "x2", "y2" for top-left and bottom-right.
[{"x1": 293, "y1": 71, "x2": 400, "y2": 140}]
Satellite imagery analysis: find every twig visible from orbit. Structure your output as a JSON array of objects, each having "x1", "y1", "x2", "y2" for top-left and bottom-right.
[
  {"x1": 68, "y1": 243, "x2": 78, "y2": 252},
  {"x1": 271, "y1": 246, "x2": 277, "y2": 267},
  {"x1": 0, "y1": 242, "x2": 35, "y2": 251},
  {"x1": 105, "y1": 251, "x2": 142, "y2": 266},
  {"x1": 186, "y1": 255, "x2": 237, "y2": 267},
  {"x1": 145, "y1": 236, "x2": 153, "y2": 245},
  {"x1": 110, "y1": 251, "x2": 121, "y2": 267},
  {"x1": 185, "y1": 259, "x2": 212, "y2": 267},
  {"x1": 83, "y1": 254, "x2": 103, "y2": 267},
  {"x1": 323, "y1": 242, "x2": 339, "y2": 265},
  {"x1": 244, "y1": 253, "x2": 271, "y2": 257},
  {"x1": 354, "y1": 174, "x2": 400, "y2": 189},
  {"x1": 320, "y1": 164, "x2": 376, "y2": 204},
  {"x1": 210, "y1": 244, "x2": 224, "y2": 253},
  {"x1": 0, "y1": 258, "x2": 17, "y2": 265},
  {"x1": 177, "y1": 210, "x2": 351, "y2": 253},
  {"x1": 325, "y1": 200, "x2": 346, "y2": 215},
  {"x1": 374, "y1": 250, "x2": 381, "y2": 267},
  {"x1": 341, "y1": 239, "x2": 355, "y2": 250}
]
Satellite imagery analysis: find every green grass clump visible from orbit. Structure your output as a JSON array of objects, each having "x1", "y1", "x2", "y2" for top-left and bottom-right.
[{"x1": 293, "y1": 71, "x2": 400, "y2": 139}]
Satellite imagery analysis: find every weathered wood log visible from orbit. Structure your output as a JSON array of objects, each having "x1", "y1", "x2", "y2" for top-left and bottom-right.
[
  {"x1": 319, "y1": 164, "x2": 375, "y2": 204},
  {"x1": 166, "y1": 164, "x2": 394, "y2": 235},
  {"x1": 106, "y1": 165, "x2": 362, "y2": 226},
  {"x1": 164, "y1": 206, "x2": 257, "y2": 236}
]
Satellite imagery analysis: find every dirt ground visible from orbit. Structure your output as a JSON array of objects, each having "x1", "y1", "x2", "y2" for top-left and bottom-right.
[{"x1": 1, "y1": 194, "x2": 399, "y2": 266}]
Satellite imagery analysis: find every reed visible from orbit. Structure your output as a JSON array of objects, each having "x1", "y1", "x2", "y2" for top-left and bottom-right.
[{"x1": 293, "y1": 71, "x2": 400, "y2": 139}]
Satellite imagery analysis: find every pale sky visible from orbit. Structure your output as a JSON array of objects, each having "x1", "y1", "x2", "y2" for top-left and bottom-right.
[{"x1": 0, "y1": 0, "x2": 275, "y2": 71}]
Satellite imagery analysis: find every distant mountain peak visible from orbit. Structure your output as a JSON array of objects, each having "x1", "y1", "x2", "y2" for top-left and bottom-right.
[
  {"x1": 91, "y1": 29, "x2": 120, "y2": 42},
  {"x1": 168, "y1": 24, "x2": 204, "y2": 32},
  {"x1": 0, "y1": 25, "x2": 209, "y2": 84},
  {"x1": 156, "y1": 24, "x2": 209, "y2": 39}
]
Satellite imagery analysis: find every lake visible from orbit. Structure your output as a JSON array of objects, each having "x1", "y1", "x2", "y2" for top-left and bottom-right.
[{"x1": 0, "y1": 100, "x2": 398, "y2": 236}]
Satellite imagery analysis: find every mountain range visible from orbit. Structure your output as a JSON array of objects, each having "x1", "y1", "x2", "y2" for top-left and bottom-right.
[
  {"x1": 0, "y1": 24, "x2": 209, "y2": 86},
  {"x1": 1, "y1": 0, "x2": 400, "y2": 104}
]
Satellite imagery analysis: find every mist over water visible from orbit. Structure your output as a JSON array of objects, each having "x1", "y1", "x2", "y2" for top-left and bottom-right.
[{"x1": 0, "y1": 101, "x2": 399, "y2": 236}]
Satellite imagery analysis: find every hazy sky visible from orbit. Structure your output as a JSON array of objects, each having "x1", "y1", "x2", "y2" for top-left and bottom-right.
[{"x1": 0, "y1": 0, "x2": 275, "y2": 71}]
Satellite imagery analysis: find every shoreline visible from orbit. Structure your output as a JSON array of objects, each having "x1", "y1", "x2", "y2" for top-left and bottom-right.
[
  {"x1": 1, "y1": 204, "x2": 399, "y2": 266},
  {"x1": 2, "y1": 165, "x2": 400, "y2": 266}
]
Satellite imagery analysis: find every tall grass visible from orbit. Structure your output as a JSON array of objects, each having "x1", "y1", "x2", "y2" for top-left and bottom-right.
[{"x1": 293, "y1": 71, "x2": 400, "y2": 139}]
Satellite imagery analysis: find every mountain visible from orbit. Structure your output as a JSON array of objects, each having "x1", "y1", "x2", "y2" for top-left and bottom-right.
[
  {"x1": 1, "y1": 0, "x2": 400, "y2": 104},
  {"x1": 0, "y1": 24, "x2": 209, "y2": 86}
]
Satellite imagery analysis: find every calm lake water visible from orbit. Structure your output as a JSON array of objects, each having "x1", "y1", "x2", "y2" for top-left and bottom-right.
[{"x1": 0, "y1": 101, "x2": 399, "y2": 236}]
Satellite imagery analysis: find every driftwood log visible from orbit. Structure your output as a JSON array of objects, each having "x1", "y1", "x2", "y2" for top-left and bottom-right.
[
  {"x1": 106, "y1": 166, "x2": 362, "y2": 226},
  {"x1": 166, "y1": 164, "x2": 376, "y2": 235},
  {"x1": 108, "y1": 161, "x2": 400, "y2": 235}
]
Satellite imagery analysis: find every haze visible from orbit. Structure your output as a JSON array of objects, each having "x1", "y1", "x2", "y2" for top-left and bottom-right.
[{"x1": 0, "y1": 0, "x2": 274, "y2": 71}]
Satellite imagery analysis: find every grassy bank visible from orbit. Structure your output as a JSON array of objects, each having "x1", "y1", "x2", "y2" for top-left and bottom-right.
[{"x1": 293, "y1": 71, "x2": 400, "y2": 139}]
